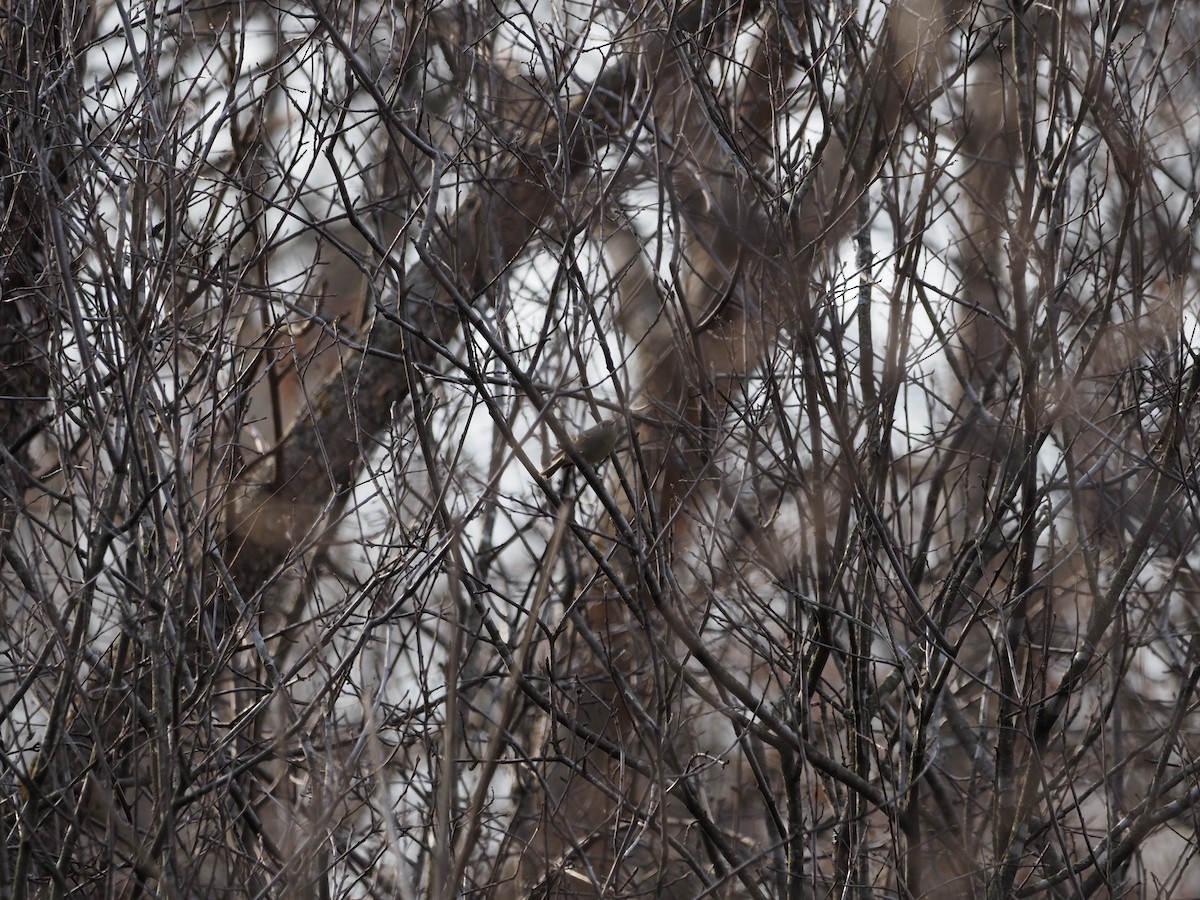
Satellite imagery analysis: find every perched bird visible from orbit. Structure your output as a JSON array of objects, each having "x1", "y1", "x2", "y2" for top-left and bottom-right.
[{"x1": 540, "y1": 416, "x2": 623, "y2": 478}]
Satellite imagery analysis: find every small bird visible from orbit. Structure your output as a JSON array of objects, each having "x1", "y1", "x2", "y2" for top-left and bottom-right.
[{"x1": 540, "y1": 416, "x2": 623, "y2": 478}]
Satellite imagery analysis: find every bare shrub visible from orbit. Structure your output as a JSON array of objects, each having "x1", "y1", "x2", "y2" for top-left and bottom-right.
[{"x1": 4, "y1": 0, "x2": 1200, "y2": 897}]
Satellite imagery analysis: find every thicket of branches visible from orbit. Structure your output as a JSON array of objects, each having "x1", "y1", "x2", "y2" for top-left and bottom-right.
[{"x1": 4, "y1": 0, "x2": 1200, "y2": 896}]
